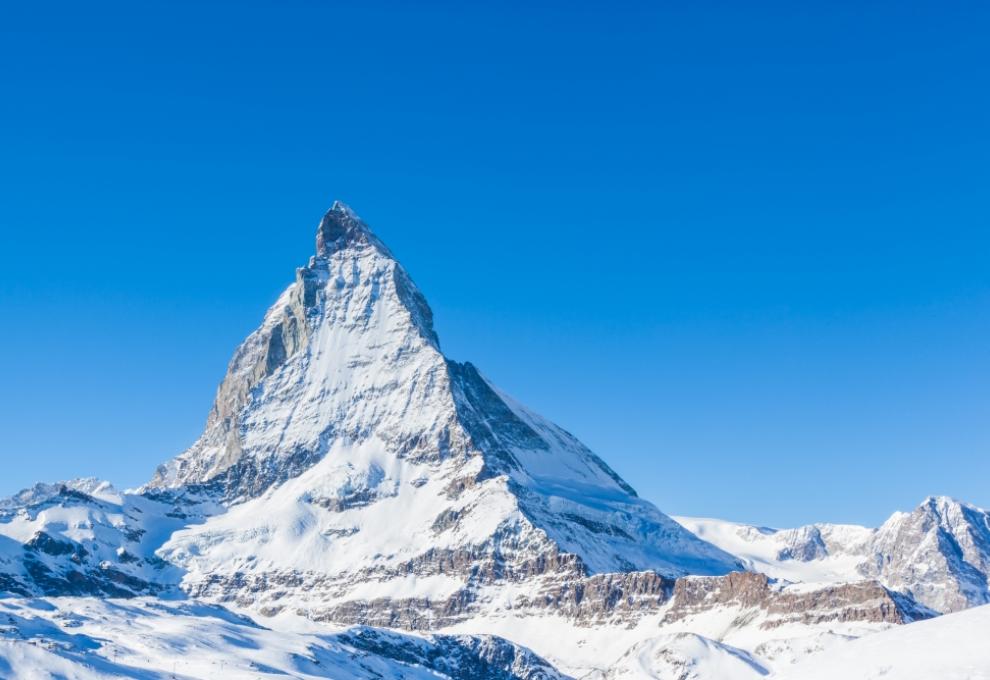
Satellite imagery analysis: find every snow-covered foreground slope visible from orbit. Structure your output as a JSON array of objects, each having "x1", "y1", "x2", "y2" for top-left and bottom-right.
[
  {"x1": 0, "y1": 597, "x2": 566, "y2": 679},
  {"x1": 52, "y1": 599, "x2": 962, "y2": 680},
  {"x1": 774, "y1": 603, "x2": 990, "y2": 680},
  {"x1": 676, "y1": 495, "x2": 990, "y2": 614},
  {"x1": 585, "y1": 606, "x2": 990, "y2": 680},
  {"x1": 441, "y1": 570, "x2": 922, "y2": 676},
  {"x1": 582, "y1": 633, "x2": 768, "y2": 680}
]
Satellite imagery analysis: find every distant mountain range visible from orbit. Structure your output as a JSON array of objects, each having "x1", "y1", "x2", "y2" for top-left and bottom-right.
[{"x1": 1, "y1": 202, "x2": 986, "y2": 678}]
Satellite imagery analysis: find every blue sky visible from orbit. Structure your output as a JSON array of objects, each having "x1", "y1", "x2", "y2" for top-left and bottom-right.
[{"x1": 1, "y1": 1, "x2": 988, "y2": 526}]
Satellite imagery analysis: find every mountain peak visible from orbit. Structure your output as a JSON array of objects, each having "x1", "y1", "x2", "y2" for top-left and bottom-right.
[
  {"x1": 147, "y1": 200, "x2": 740, "y2": 627},
  {"x1": 315, "y1": 200, "x2": 388, "y2": 257},
  {"x1": 916, "y1": 495, "x2": 984, "y2": 518}
]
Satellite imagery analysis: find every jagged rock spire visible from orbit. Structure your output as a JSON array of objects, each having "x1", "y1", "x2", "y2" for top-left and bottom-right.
[{"x1": 315, "y1": 200, "x2": 390, "y2": 257}]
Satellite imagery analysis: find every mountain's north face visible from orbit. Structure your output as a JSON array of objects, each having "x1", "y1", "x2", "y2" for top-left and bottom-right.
[{"x1": 2, "y1": 201, "x2": 989, "y2": 679}]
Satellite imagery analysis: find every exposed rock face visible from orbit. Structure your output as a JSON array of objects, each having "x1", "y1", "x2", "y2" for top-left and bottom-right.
[
  {"x1": 663, "y1": 572, "x2": 927, "y2": 628},
  {"x1": 515, "y1": 571, "x2": 676, "y2": 625},
  {"x1": 865, "y1": 496, "x2": 990, "y2": 613}
]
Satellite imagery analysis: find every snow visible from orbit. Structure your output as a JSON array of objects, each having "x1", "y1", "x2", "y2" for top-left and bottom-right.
[
  {"x1": 584, "y1": 633, "x2": 769, "y2": 680},
  {"x1": 773, "y1": 604, "x2": 990, "y2": 680},
  {"x1": 673, "y1": 516, "x2": 872, "y2": 585},
  {"x1": 0, "y1": 597, "x2": 564, "y2": 679},
  {"x1": 2, "y1": 597, "x2": 979, "y2": 680},
  {"x1": 675, "y1": 497, "x2": 990, "y2": 614}
]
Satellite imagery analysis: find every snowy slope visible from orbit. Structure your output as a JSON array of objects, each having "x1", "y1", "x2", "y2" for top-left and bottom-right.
[
  {"x1": 582, "y1": 633, "x2": 769, "y2": 680},
  {"x1": 0, "y1": 597, "x2": 567, "y2": 680},
  {"x1": 440, "y1": 570, "x2": 915, "y2": 676},
  {"x1": 673, "y1": 516, "x2": 872, "y2": 584},
  {"x1": 580, "y1": 606, "x2": 990, "y2": 680},
  {"x1": 773, "y1": 604, "x2": 990, "y2": 680},
  {"x1": 676, "y1": 495, "x2": 990, "y2": 613}
]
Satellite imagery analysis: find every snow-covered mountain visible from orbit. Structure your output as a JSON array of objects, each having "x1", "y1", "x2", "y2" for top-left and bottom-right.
[
  {"x1": 1, "y1": 201, "x2": 987, "y2": 678},
  {"x1": 142, "y1": 201, "x2": 741, "y2": 622},
  {"x1": 772, "y1": 603, "x2": 990, "y2": 680},
  {"x1": 871, "y1": 496, "x2": 990, "y2": 613},
  {"x1": 0, "y1": 479, "x2": 210, "y2": 599},
  {"x1": 676, "y1": 495, "x2": 990, "y2": 614}
]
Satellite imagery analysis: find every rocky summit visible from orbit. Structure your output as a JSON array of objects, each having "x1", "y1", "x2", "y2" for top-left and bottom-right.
[{"x1": 1, "y1": 202, "x2": 988, "y2": 679}]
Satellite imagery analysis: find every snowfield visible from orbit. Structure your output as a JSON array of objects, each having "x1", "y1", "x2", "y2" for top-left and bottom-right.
[{"x1": 773, "y1": 603, "x2": 990, "y2": 680}]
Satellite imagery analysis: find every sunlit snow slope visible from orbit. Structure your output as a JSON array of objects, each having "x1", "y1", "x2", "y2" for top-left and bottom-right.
[{"x1": 773, "y1": 603, "x2": 990, "y2": 680}]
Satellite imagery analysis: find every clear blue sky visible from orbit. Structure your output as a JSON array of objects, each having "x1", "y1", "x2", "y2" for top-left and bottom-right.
[{"x1": 1, "y1": 1, "x2": 987, "y2": 527}]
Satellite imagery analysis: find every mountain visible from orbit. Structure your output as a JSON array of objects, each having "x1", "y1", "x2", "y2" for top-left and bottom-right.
[
  {"x1": 0, "y1": 478, "x2": 208, "y2": 599},
  {"x1": 141, "y1": 201, "x2": 740, "y2": 624},
  {"x1": 676, "y1": 495, "x2": 990, "y2": 613},
  {"x1": 0, "y1": 201, "x2": 986, "y2": 678},
  {"x1": 870, "y1": 496, "x2": 990, "y2": 613}
]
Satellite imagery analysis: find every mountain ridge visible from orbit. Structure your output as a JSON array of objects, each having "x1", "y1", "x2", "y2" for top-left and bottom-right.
[{"x1": 676, "y1": 494, "x2": 990, "y2": 613}]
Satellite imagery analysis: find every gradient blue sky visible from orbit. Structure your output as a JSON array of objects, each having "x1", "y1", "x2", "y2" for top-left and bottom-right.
[{"x1": 1, "y1": 1, "x2": 988, "y2": 526}]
